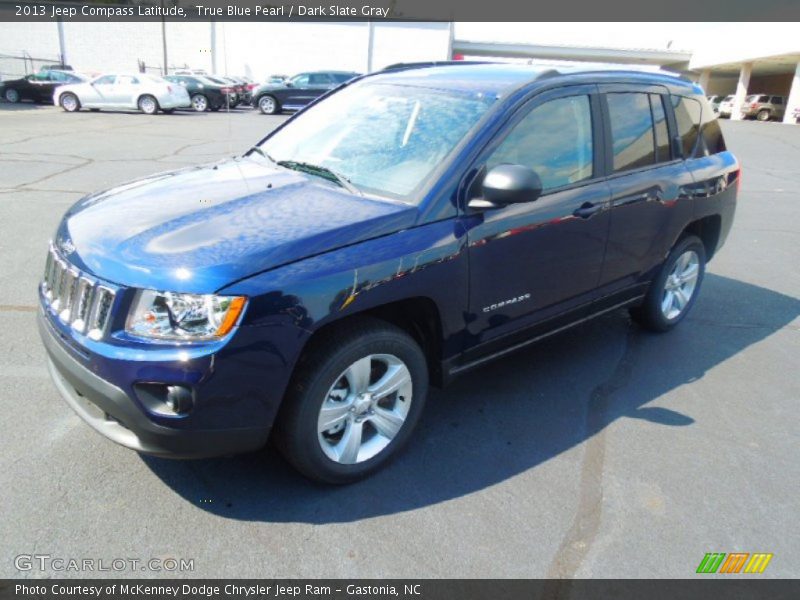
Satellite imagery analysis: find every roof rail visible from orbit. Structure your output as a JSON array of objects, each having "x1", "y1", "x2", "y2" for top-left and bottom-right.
[{"x1": 381, "y1": 61, "x2": 492, "y2": 72}]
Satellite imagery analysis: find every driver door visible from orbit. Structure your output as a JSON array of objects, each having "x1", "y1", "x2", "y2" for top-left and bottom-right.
[
  {"x1": 86, "y1": 75, "x2": 117, "y2": 107},
  {"x1": 463, "y1": 86, "x2": 612, "y2": 347}
]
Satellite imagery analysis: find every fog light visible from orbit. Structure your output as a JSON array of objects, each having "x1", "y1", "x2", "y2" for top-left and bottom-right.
[{"x1": 165, "y1": 385, "x2": 193, "y2": 415}]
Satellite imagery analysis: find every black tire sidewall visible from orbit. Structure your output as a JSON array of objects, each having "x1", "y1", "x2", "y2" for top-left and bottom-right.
[
  {"x1": 642, "y1": 236, "x2": 706, "y2": 331},
  {"x1": 277, "y1": 326, "x2": 428, "y2": 483}
]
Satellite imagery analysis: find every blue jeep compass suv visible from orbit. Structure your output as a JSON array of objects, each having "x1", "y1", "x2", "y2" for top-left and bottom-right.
[{"x1": 38, "y1": 64, "x2": 738, "y2": 483}]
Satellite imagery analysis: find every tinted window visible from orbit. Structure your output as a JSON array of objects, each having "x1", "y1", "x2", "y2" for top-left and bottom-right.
[
  {"x1": 488, "y1": 95, "x2": 593, "y2": 191},
  {"x1": 672, "y1": 96, "x2": 702, "y2": 158},
  {"x1": 332, "y1": 73, "x2": 356, "y2": 83},
  {"x1": 607, "y1": 93, "x2": 656, "y2": 172},
  {"x1": 771, "y1": 96, "x2": 784, "y2": 105},
  {"x1": 291, "y1": 74, "x2": 310, "y2": 87},
  {"x1": 650, "y1": 94, "x2": 671, "y2": 163},
  {"x1": 698, "y1": 100, "x2": 726, "y2": 156},
  {"x1": 308, "y1": 74, "x2": 331, "y2": 85}
]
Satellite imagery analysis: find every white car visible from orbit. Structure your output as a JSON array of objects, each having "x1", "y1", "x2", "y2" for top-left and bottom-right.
[
  {"x1": 53, "y1": 73, "x2": 191, "y2": 114},
  {"x1": 717, "y1": 95, "x2": 735, "y2": 118}
]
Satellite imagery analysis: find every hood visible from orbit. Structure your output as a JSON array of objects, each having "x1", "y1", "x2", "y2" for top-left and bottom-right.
[{"x1": 56, "y1": 157, "x2": 417, "y2": 293}]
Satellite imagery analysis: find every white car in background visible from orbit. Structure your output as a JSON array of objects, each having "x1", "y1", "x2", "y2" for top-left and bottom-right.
[
  {"x1": 53, "y1": 73, "x2": 191, "y2": 114},
  {"x1": 717, "y1": 95, "x2": 735, "y2": 118}
]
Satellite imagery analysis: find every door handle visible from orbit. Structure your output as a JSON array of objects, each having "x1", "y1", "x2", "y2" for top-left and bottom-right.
[{"x1": 573, "y1": 202, "x2": 602, "y2": 219}]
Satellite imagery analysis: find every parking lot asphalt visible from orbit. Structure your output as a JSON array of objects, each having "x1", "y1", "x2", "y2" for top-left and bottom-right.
[{"x1": 0, "y1": 104, "x2": 798, "y2": 579}]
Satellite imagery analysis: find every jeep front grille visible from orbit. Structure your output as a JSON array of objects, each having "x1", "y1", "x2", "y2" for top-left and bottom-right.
[{"x1": 41, "y1": 244, "x2": 117, "y2": 340}]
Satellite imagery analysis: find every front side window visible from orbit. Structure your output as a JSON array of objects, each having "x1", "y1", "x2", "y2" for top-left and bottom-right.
[
  {"x1": 259, "y1": 82, "x2": 494, "y2": 200},
  {"x1": 94, "y1": 75, "x2": 116, "y2": 85},
  {"x1": 290, "y1": 74, "x2": 310, "y2": 87},
  {"x1": 487, "y1": 95, "x2": 593, "y2": 191},
  {"x1": 607, "y1": 92, "x2": 656, "y2": 172}
]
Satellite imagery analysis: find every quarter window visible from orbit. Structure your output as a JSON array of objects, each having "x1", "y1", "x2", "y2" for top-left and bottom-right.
[
  {"x1": 487, "y1": 95, "x2": 594, "y2": 191},
  {"x1": 672, "y1": 96, "x2": 702, "y2": 158},
  {"x1": 607, "y1": 92, "x2": 656, "y2": 172}
]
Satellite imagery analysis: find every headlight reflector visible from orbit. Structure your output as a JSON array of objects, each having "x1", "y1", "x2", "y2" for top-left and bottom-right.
[{"x1": 126, "y1": 290, "x2": 246, "y2": 340}]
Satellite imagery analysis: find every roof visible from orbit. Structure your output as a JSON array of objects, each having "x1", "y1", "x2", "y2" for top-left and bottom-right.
[{"x1": 368, "y1": 63, "x2": 700, "y2": 97}]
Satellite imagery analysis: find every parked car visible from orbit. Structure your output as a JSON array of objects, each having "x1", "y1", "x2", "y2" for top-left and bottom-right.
[
  {"x1": 793, "y1": 106, "x2": 800, "y2": 123},
  {"x1": 53, "y1": 73, "x2": 191, "y2": 114},
  {"x1": 37, "y1": 64, "x2": 738, "y2": 483},
  {"x1": 193, "y1": 75, "x2": 239, "y2": 107},
  {"x1": 251, "y1": 71, "x2": 361, "y2": 114},
  {"x1": 1, "y1": 70, "x2": 85, "y2": 104},
  {"x1": 717, "y1": 95, "x2": 735, "y2": 118},
  {"x1": 164, "y1": 75, "x2": 229, "y2": 111},
  {"x1": 740, "y1": 94, "x2": 786, "y2": 121},
  {"x1": 706, "y1": 95, "x2": 721, "y2": 113}
]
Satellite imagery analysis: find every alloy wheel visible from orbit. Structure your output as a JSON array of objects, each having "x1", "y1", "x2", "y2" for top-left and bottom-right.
[
  {"x1": 317, "y1": 354, "x2": 413, "y2": 465},
  {"x1": 5, "y1": 89, "x2": 20, "y2": 103},
  {"x1": 259, "y1": 96, "x2": 276, "y2": 114},
  {"x1": 139, "y1": 96, "x2": 157, "y2": 114},
  {"x1": 61, "y1": 94, "x2": 78, "y2": 112},
  {"x1": 191, "y1": 94, "x2": 208, "y2": 112},
  {"x1": 661, "y1": 250, "x2": 700, "y2": 320}
]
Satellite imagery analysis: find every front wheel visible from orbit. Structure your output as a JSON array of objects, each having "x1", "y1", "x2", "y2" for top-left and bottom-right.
[
  {"x1": 138, "y1": 94, "x2": 159, "y2": 115},
  {"x1": 273, "y1": 318, "x2": 428, "y2": 484},
  {"x1": 756, "y1": 109, "x2": 771, "y2": 122},
  {"x1": 630, "y1": 235, "x2": 706, "y2": 332},
  {"x1": 258, "y1": 95, "x2": 279, "y2": 115},
  {"x1": 59, "y1": 93, "x2": 80, "y2": 112}
]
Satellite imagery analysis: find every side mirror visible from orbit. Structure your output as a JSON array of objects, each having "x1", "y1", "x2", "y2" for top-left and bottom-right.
[{"x1": 469, "y1": 164, "x2": 543, "y2": 209}]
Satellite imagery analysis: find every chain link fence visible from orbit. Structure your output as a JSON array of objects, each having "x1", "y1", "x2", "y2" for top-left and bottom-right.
[{"x1": 0, "y1": 52, "x2": 67, "y2": 82}]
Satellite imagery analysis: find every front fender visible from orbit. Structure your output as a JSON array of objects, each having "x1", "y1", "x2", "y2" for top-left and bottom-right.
[{"x1": 220, "y1": 218, "x2": 469, "y2": 366}]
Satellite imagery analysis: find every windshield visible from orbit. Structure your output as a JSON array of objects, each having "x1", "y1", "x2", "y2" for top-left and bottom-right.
[{"x1": 258, "y1": 82, "x2": 494, "y2": 201}]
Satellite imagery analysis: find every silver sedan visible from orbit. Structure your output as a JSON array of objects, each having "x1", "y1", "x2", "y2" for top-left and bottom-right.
[{"x1": 53, "y1": 74, "x2": 191, "y2": 114}]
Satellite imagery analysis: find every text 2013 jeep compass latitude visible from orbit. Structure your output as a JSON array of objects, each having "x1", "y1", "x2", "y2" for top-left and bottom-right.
[{"x1": 38, "y1": 64, "x2": 738, "y2": 483}]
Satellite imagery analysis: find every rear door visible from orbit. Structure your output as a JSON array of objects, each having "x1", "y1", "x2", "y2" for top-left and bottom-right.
[{"x1": 593, "y1": 85, "x2": 697, "y2": 307}]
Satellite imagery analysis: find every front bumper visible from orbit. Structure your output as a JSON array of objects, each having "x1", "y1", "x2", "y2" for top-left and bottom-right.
[{"x1": 38, "y1": 311, "x2": 270, "y2": 458}]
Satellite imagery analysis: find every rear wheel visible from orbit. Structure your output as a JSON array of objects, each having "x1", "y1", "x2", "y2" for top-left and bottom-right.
[
  {"x1": 59, "y1": 93, "x2": 80, "y2": 112},
  {"x1": 756, "y1": 109, "x2": 771, "y2": 121},
  {"x1": 4, "y1": 88, "x2": 20, "y2": 103},
  {"x1": 138, "y1": 94, "x2": 158, "y2": 115},
  {"x1": 273, "y1": 318, "x2": 428, "y2": 484},
  {"x1": 258, "y1": 95, "x2": 279, "y2": 115},
  {"x1": 630, "y1": 235, "x2": 706, "y2": 332},
  {"x1": 190, "y1": 94, "x2": 208, "y2": 112}
]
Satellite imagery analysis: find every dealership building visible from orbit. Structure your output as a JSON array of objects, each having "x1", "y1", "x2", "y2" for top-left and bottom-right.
[{"x1": 1, "y1": 21, "x2": 798, "y2": 123}]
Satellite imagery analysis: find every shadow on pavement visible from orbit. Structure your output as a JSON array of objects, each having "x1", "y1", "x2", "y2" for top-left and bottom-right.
[{"x1": 143, "y1": 274, "x2": 799, "y2": 522}]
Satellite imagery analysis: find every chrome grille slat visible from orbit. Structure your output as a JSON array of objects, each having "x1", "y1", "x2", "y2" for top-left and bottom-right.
[{"x1": 40, "y1": 243, "x2": 117, "y2": 340}]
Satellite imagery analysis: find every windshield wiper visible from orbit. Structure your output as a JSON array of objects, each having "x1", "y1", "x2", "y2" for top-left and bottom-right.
[
  {"x1": 276, "y1": 160, "x2": 362, "y2": 196},
  {"x1": 247, "y1": 146, "x2": 276, "y2": 164}
]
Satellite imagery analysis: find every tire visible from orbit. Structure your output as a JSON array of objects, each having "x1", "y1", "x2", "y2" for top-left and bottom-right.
[
  {"x1": 273, "y1": 317, "x2": 428, "y2": 484},
  {"x1": 59, "y1": 92, "x2": 80, "y2": 112},
  {"x1": 756, "y1": 109, "x2": 771, "y2": 122},
  {"x1": 4, "y1": 88, "x2": 20, "y2": 103},
  {"x1": 138, "y1": 94, "x2": 159, "y2": 115},
  {"x1": 190, "y1": 94, "x2": 209, "y2": 112},
  {"x1": 258, "y1": 94, "x2": 279, "y2": 115},
  {"x1": 630, "y1": 235, "x2": 706, "y2": 332}
]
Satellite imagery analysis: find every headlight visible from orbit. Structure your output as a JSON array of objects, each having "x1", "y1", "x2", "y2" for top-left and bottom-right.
[{"x1": 126, "y1": 290, "x2": 246, "y2": 340}]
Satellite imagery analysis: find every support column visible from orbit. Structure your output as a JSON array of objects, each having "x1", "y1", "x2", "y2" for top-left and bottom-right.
[
  {"x1": 210, "y1": 21, "x2": 217, "y2": 73},
  {"x1": 731, "y1": 62, "x2": 752, "y2": 121},
  {"x1": 57, "y1": 20, "x2": 67, "y2": 65},
  {"x1": 783, "y1": 61, "x2": 800, "y2": 124},
  {"x1": 698, "y1": 68, "x2": 711, "y2": 93},
  {"x1": 366, "y1": 21, "x2": 375, "y2": 73}
]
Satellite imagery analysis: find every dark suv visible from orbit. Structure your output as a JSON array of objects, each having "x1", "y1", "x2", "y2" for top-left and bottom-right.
[
  {"x1": 251, "y1": 70, "x2": 360, "y2": 114},
  {"x1": 38, "y1": 64, "x2": 738, "y2": 483}
]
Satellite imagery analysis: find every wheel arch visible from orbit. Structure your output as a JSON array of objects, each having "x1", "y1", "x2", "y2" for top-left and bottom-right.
[
  {"x1": 680, "y1": 214, "x2": 722, "y2": 262},
  {"x1": 298, "y1": 297, "x2": 445, "y2": 388}
]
